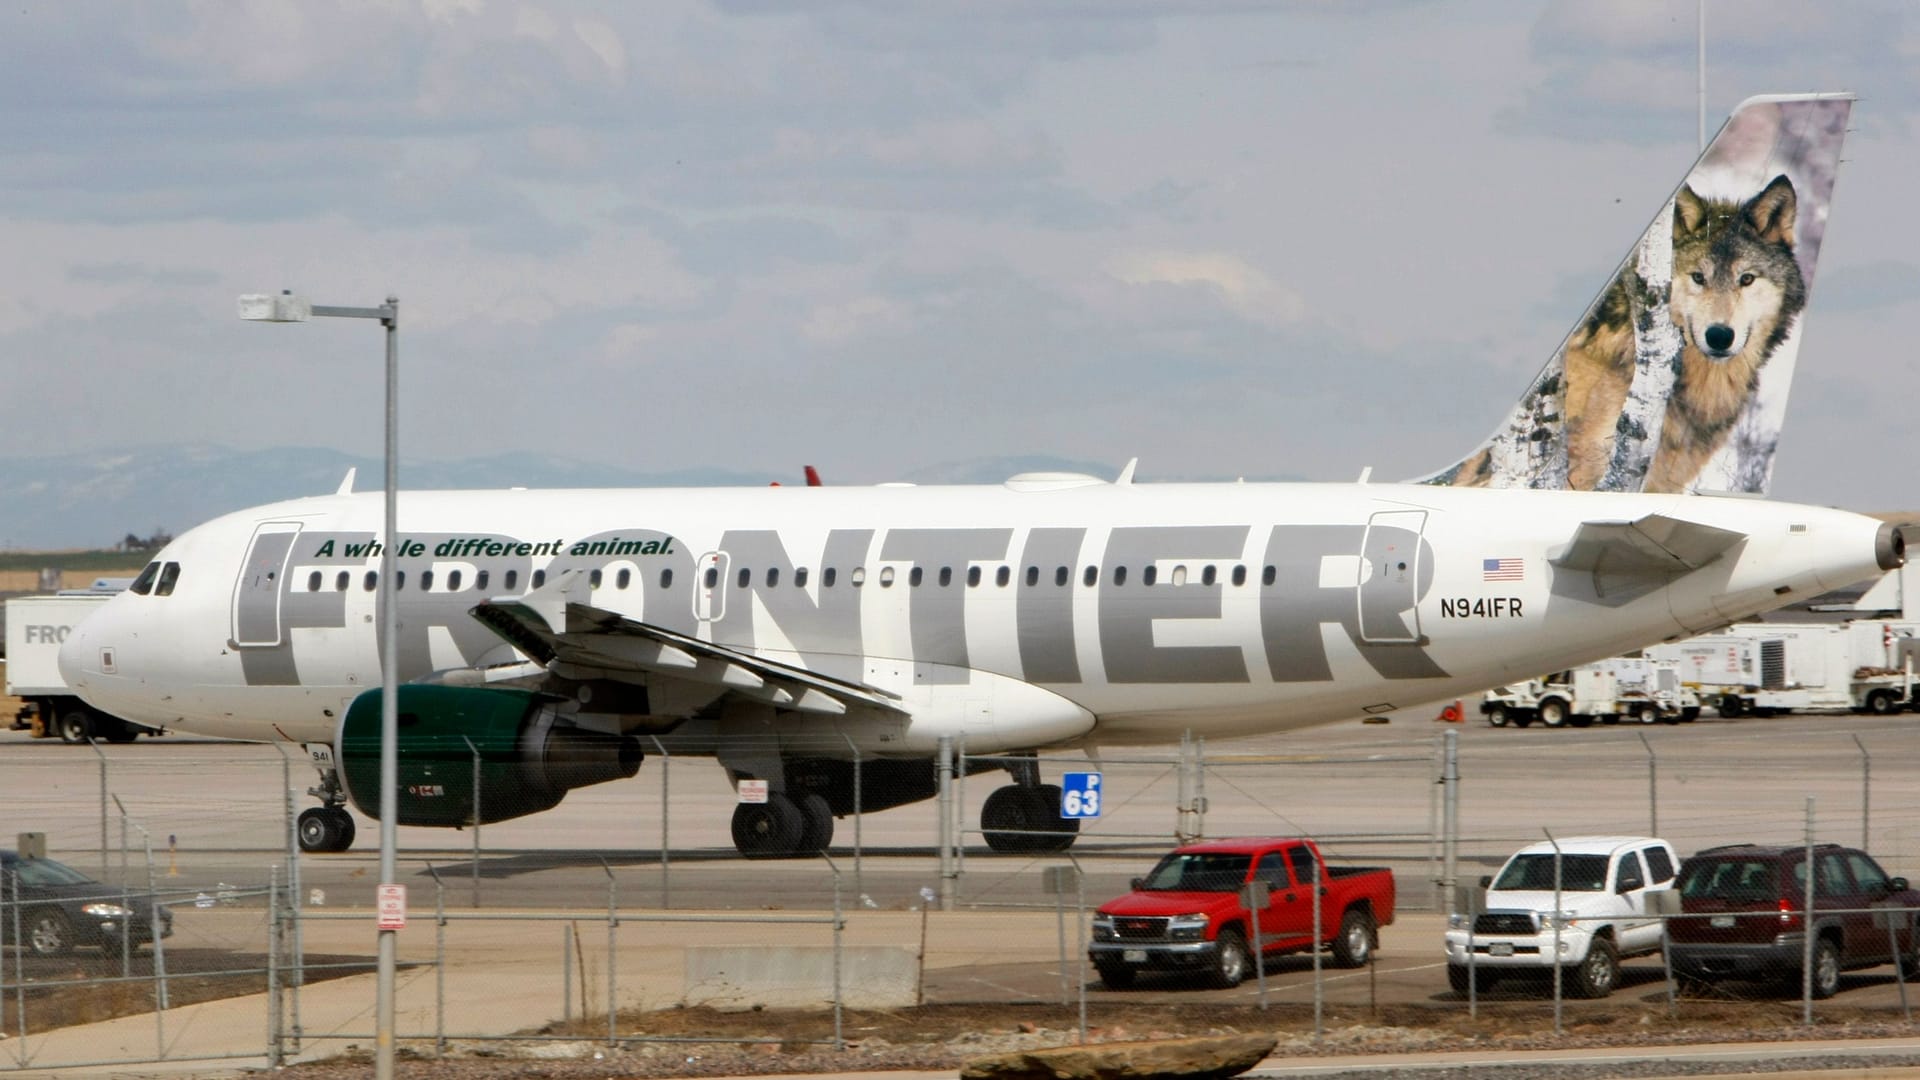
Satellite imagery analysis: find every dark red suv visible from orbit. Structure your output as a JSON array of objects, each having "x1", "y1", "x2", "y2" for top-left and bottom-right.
[{"x1": 1668, "y1": 843, "x2": 1920, "y2": 998}]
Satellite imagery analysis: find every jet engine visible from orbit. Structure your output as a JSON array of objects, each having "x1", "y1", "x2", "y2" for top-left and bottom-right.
[{"x1": 337, "y1": 686, "x2": 641, "y2": 827}]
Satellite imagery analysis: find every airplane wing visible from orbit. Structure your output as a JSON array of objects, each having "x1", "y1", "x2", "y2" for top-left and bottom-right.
[
  {"x1": 469, "y1": 590, "x2": 903, "y2": 718},
  {"x1": 1550, "y1": 513, "x2": 1746, "y2": 603}
]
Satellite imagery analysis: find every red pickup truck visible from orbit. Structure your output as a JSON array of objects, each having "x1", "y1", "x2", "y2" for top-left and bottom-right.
[{"x1": 1088, "y1": 837, "x2": 1396, "y2": 989}]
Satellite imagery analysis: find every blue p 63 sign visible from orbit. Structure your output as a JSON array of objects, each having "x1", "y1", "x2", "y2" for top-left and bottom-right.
[{"x1": 1060, "y1": 772, "x2": 1102, "y2": 818}]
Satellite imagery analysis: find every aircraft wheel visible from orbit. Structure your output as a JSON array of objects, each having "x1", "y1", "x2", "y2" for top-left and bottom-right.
[
  {"x1": 732, "y1": 792, "x2": 804, "y2": 859},
  {"x1": 1022, "y1": 785, "x2": 1079, "y2": 852},
  {"x1": 298, "y1": 808, "x2": 355, "y2": 853},
  {"x1": 981, "y1": 786, "x2": 1034, "y2": 853},
  {"x1": 795, "y1": 792, "x2": 834, "y2": 854},
  {"x1": 56, "y1": 707, "x2": 91, "y2": 744}
]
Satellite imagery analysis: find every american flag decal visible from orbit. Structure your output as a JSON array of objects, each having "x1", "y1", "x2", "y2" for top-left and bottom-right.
[{"x1": 1482, "y1": 558, "x2": 1523, "y2": 582}]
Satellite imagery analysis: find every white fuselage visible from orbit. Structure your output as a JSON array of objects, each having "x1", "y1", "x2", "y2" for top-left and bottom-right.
[{"x1": 59, "y1": 479, "x2": 1892, "y2": 753}]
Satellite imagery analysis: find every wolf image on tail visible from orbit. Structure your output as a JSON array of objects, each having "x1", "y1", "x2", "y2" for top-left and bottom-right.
[{"x1": 1420, "y1": 93, "x2": 1850, "y2": 495}]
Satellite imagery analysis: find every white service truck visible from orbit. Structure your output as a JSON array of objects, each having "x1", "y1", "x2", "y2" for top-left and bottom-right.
[
  {"x1": 1646, "y1": 620, "x2": 1920, "y2": 717},
  {"x1": 5, "y1": 588, "x2": 157, "y2": 743},
  {"x1": 1444, "y1": 836, "x2": 1679, "y2": 999},
  {"x1": 1480, "y1": 658, "x2": 1699, "y2": 727}
]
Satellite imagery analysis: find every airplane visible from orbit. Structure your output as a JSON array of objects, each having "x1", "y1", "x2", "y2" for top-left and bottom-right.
[{"x1": 60, "y1": 93, "x2": 1898, "y2": 859}]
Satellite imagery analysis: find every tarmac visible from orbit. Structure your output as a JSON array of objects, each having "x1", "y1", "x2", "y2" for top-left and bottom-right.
[{"x1": 5, "y1": 910, "x2": 1920, "y2": 1079}]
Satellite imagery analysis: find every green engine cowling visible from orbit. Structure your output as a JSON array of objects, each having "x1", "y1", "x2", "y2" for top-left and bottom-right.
[{"x1": 338, "y1": 685, "x2": 642, "y2": 828}]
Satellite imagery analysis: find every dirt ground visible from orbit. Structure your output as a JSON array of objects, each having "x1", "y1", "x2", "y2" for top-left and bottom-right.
[{"x1": 262, "y1": 999, "x2": 1920, "y2": 1079}]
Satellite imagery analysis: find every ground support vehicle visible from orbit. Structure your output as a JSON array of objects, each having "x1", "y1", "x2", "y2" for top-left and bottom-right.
[
  {"x1": 0, "y1": 850, "x2": 173, "y2": 957},
  {"x1": 1088, "y1": 837, "x2": 1395, "y2": 989},
  {"x1": 1648, "y1": 621, "x2": 1920, "y2": 717},
  {"x1": 1444, "y1": 836, "x2": 1678, "y2": 998},
  {"x1": 1668, "y1": 843, "x2": 1920, "y2": 998},
  {"x1": 1481, "y1": 660, "x2": 1699, "y2": 728},
  {"x1": 5, "y1": 590, "x2": 155, "y2": 743}
]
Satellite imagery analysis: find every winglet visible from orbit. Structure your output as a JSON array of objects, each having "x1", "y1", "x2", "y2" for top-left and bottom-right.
[
  {"x1": 1116, "y1": 458, "x2": 1138, "y2": 485},
  {"x1": 335, "y1": 468, "x2": 356, "y2": 496},
  {"x1": 1419, "y1": 93, "x2": 1854, "y2": 496}
]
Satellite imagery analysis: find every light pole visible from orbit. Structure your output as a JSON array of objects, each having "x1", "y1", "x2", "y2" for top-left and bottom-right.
[{"x1": 239, "y1": 290, "x2": 401, "y2": 1080}]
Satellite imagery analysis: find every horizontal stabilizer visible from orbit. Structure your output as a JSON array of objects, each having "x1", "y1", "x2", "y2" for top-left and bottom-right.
[
  {"x1": 469, "y1": 594, "x2": 903, "y2": 717},
  {"x1": 1551, "y1": 513, "x2": 1746, "y2": 604}
]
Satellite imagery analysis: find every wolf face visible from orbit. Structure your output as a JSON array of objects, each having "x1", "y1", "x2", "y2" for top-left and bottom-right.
[{"x1": 1647, "y1": 175, "x2": 1807, "y2": 492}]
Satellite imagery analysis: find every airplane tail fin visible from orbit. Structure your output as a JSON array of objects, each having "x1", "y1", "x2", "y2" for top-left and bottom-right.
[{"x1": 1417, "y1": 93, "x2": 1853, "y2": 495}]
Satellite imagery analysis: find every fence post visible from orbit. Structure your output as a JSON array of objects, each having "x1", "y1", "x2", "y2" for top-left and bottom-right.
[
  {"x1": 649, "y1": 736, "x2": 671, "y2": 909},
  {"x1": 426, "y1": 862, "x2": 446, "y2": 1057},
  {"x1": 844, "y1": 734, "x2": 863, "y2": 896},
  {"x1": 1545, "y1": 828, "x2": 1563, "y2": 1037},
  {"x1": 563, "y1": 923, "x2": 574, "y2": 1024},
  {"x1": 602, "y1": 857, "x2": 618, "y2": 1048},
  {"x1": 267, "y1": 865, "x2": 282, "y2": 1068},
  {"x1": 92, "y1": 738, "x2": 109, "y2": 878},
  {"x1": 1853, "y1": 734, "x2": 1870, "y2": 850},
  {"x1": 463, "y1": 736, "x2": 482, "y2": 909},
  {"x1": 937, "y1": 737, "x2": 955, "y2": 912},
  {"x1": 1441, "y1": 730, "x2": 1459, "y2": 911},
  {"x1": 1638, "y1": 732, "x2": 1658, "y2": 836},
  {"x1": 1803, "y1": 795, "x2": 1816, "y2": 1026},
  {"x1": 823, "y1": 853, "x2": 844, "y2": 1052}
]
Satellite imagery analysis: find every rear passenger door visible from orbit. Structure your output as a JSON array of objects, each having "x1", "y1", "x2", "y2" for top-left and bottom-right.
[
  {"x1": 1249, "y1": 852, "x2": 1301, "y2": 951},
  {"x1": 1842, "y1": 852, "x2": 1904, "y2": 962},
  {"x1": 1612, "y1": 851, "x2": 1659, "y2": 954}
]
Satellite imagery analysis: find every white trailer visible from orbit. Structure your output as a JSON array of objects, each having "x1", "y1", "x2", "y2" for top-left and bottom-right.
[
  {"x1": 1645, "y1": 621, "x2": 1920, "y2": 717},
  {"x1": 5, "y1": 588, "x2": 156, "y2": 743}
]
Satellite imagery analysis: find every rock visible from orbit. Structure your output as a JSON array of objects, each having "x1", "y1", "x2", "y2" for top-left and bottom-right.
[{"x1": 960, "y1": 1033, "x2": 1277, "y2": 1080}]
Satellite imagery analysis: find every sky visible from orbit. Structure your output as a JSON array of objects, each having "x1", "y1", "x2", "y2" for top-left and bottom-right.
[{"x1": 3, "y1": 1, "x2": 1919, "y2": 511}]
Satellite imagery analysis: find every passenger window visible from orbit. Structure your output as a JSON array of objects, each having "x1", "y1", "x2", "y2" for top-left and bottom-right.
[
  {"x1": 449, "y1": 569, "x2": 464, "y2": 591},
  {"x1": 475, "y1": 569, "x2": 489, "y2": 592},
  {"x1": 704, "y1": 567, "x2": 719, "y2": 589},
  {"x1": 766, "y1": 567, "x2": 779, "y2": 587},
  {"x1": 532, "y1": 569, "x2": 546, "y2": 589},
  {"x1": 1171, "y1": 565, "x2": 1188, "y2": 586},
  {"x1": 420, "y1": 570, "x2": 434, "y2": 591},
  {"x1": 795, "y1": 567, "x2": 809, "y2": 588},
  {"x1": 1054, "y1": 566, "x2": 1068, "y2": 587},
  {"x1": 1202, "y1": 565, "x2": 1217, "y2": 586},
  {"x1": 1262, "y1": 565, "x2": 1276, "y2": 586},
  {"x1": 130, "y1": 562, "x2": 160, "y2": 595},
  {"x1": 395, "y1": 571, "x2": 406, "y2": 590},
  {"x1": 1286, "y1": 845, "x2": 1318, "y2": 884},
  {"x1": 1252, "y1": 856, "x2": 1289, "y2": 892},
  {"x1": 966, "y1": 566, "x2": 980, "y2": 587},
  {"x1": 736, "y1": 567, "x2": 750, "y2": 589},
  {"x1": 851, "y1": 567, "x2": 866, "y2": 587},
  {"x1": 939, "y1": 567, "x2": 952, "y2": 587},
  {"x1": 1025, "y1": 566, "x2": 1039, "y2": 587},
  {"x1": 308, "y1": 571, "x2": 323, "y2": 593},
  {"x1": 823, "y1": 567, "x2": 837, "y2": 588},
  {"x1": 1643, "y1": 846, "x2": 1675, "y2": 884},
  {"x1": 879, "y1": 567, "x2": 895, "y2": 587},
  {"x1": 1615, "y1": 853, "x2": 1645, "y2": 893},
  {"x1": 1143, "y1": 565, "x2": 1158, "y2": 586},
  {"x1": 909, "y1": 567, "x2": 923, "y2": 587},
  {"x1": 659, "y1": 569, "x2": 672, "y2": 589},
  {"x1": 1848, "y1": 853, "x2": 1890, "y2": 894},
  {"x1": 615, "y1": 568, "x2": 629, "y2": 589},
  {"x1": 336, "y1": 571, "x2": 350, "y2": 592},
  {"x1": 1082, "y1": 566, "x2": 1097, "y2": 586},
  {"x1": 996, "y1": 565, "x2": 1010, "y2": 587},
  {"x1": 364, "y1": 571, "x2": 378, "y2": 592},
  {"x1": 1232, "y1": 565, "x2": 1247, "y2": 587},
  {"x1": 155, "y1": 563, "x2": 181, "y2": 597},
  {"x1": 504, "y1": 569, "x2": 519, "y2": 591},
  {"x1": 1113, "y1": 566, "x2": 1127, "y2": 586}
]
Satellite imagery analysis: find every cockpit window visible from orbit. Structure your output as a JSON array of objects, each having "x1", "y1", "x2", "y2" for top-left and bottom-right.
[
  {"x1": 155, "y1": 563, "x2": 181, "y2": 597},
  {"x1": 129, "y1": 562, "x2": 160, "y2": 596}
]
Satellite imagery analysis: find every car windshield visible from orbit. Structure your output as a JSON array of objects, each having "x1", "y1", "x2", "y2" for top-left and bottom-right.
[
  {"x1": 7, "y1": 857, "x2": 96, "y2": 888},
  {"x1": 1141, "y1": 853, "x2": 1251, "y2": 892},
  {"x1": 1492, "y1": 853, "x2": 1610, "y2": 892},
  {"x1": 1679, "y1": 858, "x2": 1778, "y2": 900}
]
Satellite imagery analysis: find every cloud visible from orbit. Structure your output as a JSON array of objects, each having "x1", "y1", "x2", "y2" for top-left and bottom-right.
[{"x1": 1105, "y1": 251, "x2": 1305, "y2": 327}]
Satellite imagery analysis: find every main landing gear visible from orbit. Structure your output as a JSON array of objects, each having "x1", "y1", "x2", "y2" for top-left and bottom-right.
[
  {"x1": 298, "y1": 759, "x2": 357, "y2": 854},
  {"x1": 980, "y1": 755, "x2": 1079, "y2": 854},
  {"x1": 731, "y1": 790, "x2": 835, "y2": 860}
]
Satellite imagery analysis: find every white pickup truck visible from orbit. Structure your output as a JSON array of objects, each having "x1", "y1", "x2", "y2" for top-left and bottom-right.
[{"x1": 1443, "y1": 836, "x2": 1677, "y2": 998}]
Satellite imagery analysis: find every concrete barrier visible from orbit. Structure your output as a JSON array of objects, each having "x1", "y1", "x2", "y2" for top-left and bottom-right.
[{"x1": 685, "y1": 945, "x2": 919, "y2": 1008}]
